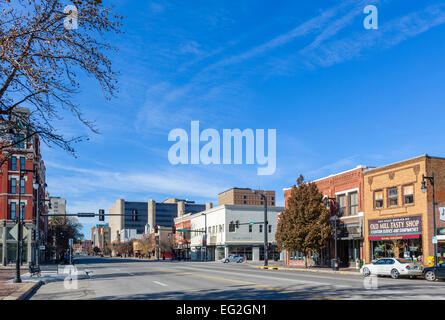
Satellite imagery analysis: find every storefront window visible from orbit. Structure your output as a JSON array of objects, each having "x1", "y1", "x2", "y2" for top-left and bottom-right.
[
  {"x1": 372, "y1": 238, "x2": 423, "y2": 262},
  {"x1": 289, "y1": 251, "x2": 304, "y2": 260}
]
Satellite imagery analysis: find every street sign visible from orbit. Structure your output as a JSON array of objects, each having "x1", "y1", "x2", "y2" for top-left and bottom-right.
[
  {"x1": 440, "y1": 207, "x2": 445, "y2": 222},
  {"x1": 40, "y1": 245, "x2": 45, "y2": 250},
  {"x1": 22, "y1": 227, "x2": 29, "y2": 239},
  {"x1": 78, "y1": 213, "x2": 95, "y2": 217},
  {"x1": 249, "y1": 222, "x2": 254, "y2": 226},
  {"x1": 433, "y1": 236, "x2": 438, "y2": 244},
  {"x1": 9, "y1": 224, "x2": 18, "y2": 240}
]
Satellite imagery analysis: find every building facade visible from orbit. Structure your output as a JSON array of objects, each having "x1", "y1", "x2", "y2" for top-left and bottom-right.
[
  {"x1": 218, "y1": 188, "x2": 276, "y2": 206},
  {"x1": 188, "y1": 204, "x2": 285, "y2": 262},
  {"x1": 109, "y1": 198, "x2": 206, "y2": 243},
  {"x1": 284, "y1": 166, "x2": 367, "y2": 268},
  {"x1": 0, "y1": 108, "x2": 47, "y2": 265},
  {"x1": 74, "y1": 240, "x2": 92, "y2": 255},
  {"x1": 91, "y1": 224, "x2": 111, "y2": 253},
  {"x1": 363, "y1": 155, "x2": 445, "y2": 266},
  {"x1": 48, "y1": 197, "x2": 66, "y2": 217}
]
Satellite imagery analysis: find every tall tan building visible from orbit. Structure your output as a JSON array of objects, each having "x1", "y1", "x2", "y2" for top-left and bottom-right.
[
  {"x1": 91, "y1": 224, "x2": 111, "y2": 252},
  {"x1": 218, "y1": 188, "x2": 276, "y2": 206},
  {"x1": 363, "y1": 155, "x2": 445, "y2": 266}
]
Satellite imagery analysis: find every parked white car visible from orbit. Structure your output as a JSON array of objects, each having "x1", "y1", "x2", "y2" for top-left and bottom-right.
[
  {"x1": 220, "y1": 255, "x2": 245, "y2": 263},
  {"x1": 360, "y1": 258, "x2": 423, "y2": 279}
]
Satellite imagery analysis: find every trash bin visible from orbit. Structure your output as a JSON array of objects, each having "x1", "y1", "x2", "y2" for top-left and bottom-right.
[{"x1": 331, "y1": 259, "x2": 339, "y2": 270}]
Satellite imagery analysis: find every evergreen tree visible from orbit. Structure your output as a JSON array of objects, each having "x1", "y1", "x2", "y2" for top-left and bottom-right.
[{"x1": 276, "y1": 175, "x2": 332, "y2": 268}]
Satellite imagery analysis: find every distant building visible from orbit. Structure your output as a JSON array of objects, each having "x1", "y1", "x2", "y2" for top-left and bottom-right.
[
  {"x1": 218, "y1": 188, "x2": 276, "y2": 206},
  {"x1": 187, "y1": 204, "x2": 285, "y2": 262},
  {"x1": 74, "y1": 240, "x2": 92, "y2": 255},
  {"x1": 108, "y1": 198, "x2": 208, "y2": 243},
  {"x1": 91, "y1": 224, "x2": 111, "y2": 252},
  {"x1": 48, "y1": 197, "x2": 66, "y2": 217}
]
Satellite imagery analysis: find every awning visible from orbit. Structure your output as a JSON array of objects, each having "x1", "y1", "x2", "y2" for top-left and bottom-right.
[{"x1": 369, "y1": 233, "x2": 421, "y2": 241}]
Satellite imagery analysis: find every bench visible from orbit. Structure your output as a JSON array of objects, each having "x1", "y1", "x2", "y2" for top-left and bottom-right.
[{"x1": 28, "y1": 264, "x2": 41, "y2": 277}]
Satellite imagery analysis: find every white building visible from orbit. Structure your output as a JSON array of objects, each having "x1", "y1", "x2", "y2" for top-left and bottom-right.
[{"x1": 188, "y1": 204, "x2": 285, "y2": 262}]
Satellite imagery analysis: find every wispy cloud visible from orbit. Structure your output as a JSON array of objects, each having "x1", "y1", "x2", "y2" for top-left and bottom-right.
[
  {"x1": 207, "y1": 0, "x2": 357, "y2": 70},
  {"x1": 302, "y1": 3, "x2": 445, "y2": 68},
  {"x1": 305, "y1": 155, "x2": 361, "y2": 180}
]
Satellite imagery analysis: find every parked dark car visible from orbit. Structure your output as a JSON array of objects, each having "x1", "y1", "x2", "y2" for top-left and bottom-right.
[{"x1": 423, "y1": 263, "x2": 445, "y2": 281}]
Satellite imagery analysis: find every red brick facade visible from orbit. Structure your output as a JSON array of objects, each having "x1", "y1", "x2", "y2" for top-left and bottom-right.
[{"x1": 283, "y1": 166, "x2": 366, "y2": 267}]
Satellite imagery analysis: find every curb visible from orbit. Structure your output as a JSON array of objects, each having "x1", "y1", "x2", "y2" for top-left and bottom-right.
[
  {"x1": 2, "y1": 281, "x2": 43, "y2": 300},
  {"x1": 259, "y1": 266, "x2": 281, "y2": 270},
  {"x1": 250, "y1": 264, "x2": 361, "y2": 276}
]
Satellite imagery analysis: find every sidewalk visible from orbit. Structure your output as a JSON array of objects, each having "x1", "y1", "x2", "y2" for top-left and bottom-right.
[
  {"x1": 246, "y1": 261, "x2": 362, "y2": 276},
  {"x1": 0, "y1": 268, "x2": 40, "y2": 300}
]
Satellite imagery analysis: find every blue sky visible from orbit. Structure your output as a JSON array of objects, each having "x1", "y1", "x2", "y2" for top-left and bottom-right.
[{"x1": 42, "y1": 0, "x2": 445, "y2": 239}]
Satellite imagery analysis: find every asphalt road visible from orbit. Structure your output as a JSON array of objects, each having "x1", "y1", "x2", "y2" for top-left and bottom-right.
[{"x1": 29, "y1": 256, "x2": 445, "y2": 300}]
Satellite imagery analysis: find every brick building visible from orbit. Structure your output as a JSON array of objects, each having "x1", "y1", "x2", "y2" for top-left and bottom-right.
[
  {"x1": 283, "y1": 166, "x2": 367, "y2": 267},
  {"x1": 363, "y1": 155, "x2": 445, "y2": 266},
  {"x1": 218, "y1": 188, "x2": 276, "y2": 206},
  {"x1": 0, "y1": 108, "x2": 47, "y2": 265}
]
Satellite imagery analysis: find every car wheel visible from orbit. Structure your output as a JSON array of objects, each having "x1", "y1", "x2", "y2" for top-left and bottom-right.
[
  {"x1": 425, "y1": 270, "x2": 436, "y2": 281},
  {"x1": 391, "y1": 269, "x2": 399, "y2": 279},
  {"x1": 362, "y1": 267, "x2": 371, "y2": 277}
]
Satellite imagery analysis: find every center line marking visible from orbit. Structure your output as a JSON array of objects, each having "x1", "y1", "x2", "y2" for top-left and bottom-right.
[{"x1": 153, "y1": 281, "x2": 167, "y2": 287}]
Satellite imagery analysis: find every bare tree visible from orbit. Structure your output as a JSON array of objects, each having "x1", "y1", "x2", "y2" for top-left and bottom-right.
[{"x1": 0, "y1": 0, "x2": 122, "y2": 160}]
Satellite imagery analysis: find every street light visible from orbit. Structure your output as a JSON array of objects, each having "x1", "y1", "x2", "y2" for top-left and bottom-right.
[
  {"x1": 325, "y1": 196, "x2": 339, "y2": 271},
  {"x1": 255, "y1": 191, "x2": 268, "y2": 267},
  {"x1": 13, "y1": 168, "x2": 35, "y2": 283},
  {"x1": 422, "y1": 173, "x2": 438, "y2": 267}
]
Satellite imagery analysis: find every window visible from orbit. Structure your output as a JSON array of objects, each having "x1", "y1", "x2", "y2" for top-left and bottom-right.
[
  {"x1": 10, "y1": 157, "x2": 17, "y2": 171},
  {"x1": 289, "y1": 251, "x2": 304, "y2": 260},
  {"x1": 272, "y1": 197, "x2": 275, "y2": 200},
  {"x1": 20, "y1": 157, "x2": 25, "y2": 170},
  {"x1": 249, "y1": 225, "x2": 252, "y2": 233},
  {"x1": 375, "y1": 190, "x2": 383, "y2": 208},
  {"x1": 259, "y1": 225, "x2": 263, "y2": 233},
  {"x1": 403, "y1": 185, "x2": 414, "y2": 205},
  {"x1": 10, "y1": 203, "x2": 16, "y2": 220},
  {"x1": 268, "y1": 225, "x2": 272, "y2": 233},
  {"x1": 243, "y1": 200, "x2": 247, "y2": 204},
  {"x1": 336, "y1": 194, "x2": 346, "y2": 217},
  {"x1": 20, "y1": 178, "x2": 25, "y2": 194},
  {"x1": 14, "y1": 134, "x2": 25, "y2": 148},
  {"x1": 10, "y1": 178, "x2": 16, "y2": 194},
  {"x1": 348, "y1": 192, "x2": 358, "y2": 216},
  {"x1": 388, "y1": 187, "x2": 398, "y2": 207},
  {"x1": 272, "y1": 202, "x2": 274, "y2": 206}
]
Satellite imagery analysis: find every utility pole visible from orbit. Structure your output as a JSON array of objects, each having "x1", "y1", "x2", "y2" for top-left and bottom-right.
[{"x1": 255, "y1": 191, "x2": 268, "y2": 267}]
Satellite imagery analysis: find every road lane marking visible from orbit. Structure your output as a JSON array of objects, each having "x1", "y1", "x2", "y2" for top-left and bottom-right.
[
  {"x1": 152, "y1": 268, "x2": 340, "y2": 300},
  {"x1": 166, "y1": 265, "x2": 352, "y2": 288},
  {"x1": 153, "y1": 281, "x2": 168, "y2": 287}
]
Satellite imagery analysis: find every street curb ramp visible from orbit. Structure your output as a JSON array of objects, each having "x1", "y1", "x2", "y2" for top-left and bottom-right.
[{"x1": 2, "y1": 281, "x2": 43, "y2": 300}]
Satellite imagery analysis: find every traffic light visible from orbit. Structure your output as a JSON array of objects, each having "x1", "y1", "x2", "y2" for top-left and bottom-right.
[
  {"x1": 99, "y1": 209, "x2": 105, "y2": 221},
  {"x1": 235, "y1": 220, "x2": 239, "y2": 229},
  {"x1": 154, "y1": 226, "x2": 159, "y2": 234},
  {"x1": 172, "y1": 226, "x2": 176, "y2": 234},
  {"x1": 202, "y1": 237, "x2": 206, "y2": 246}
]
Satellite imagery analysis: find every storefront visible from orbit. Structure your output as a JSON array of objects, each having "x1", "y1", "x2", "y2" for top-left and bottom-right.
[{"x1": 368, "y1": 215, "x2": 423, "y2": 262}]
